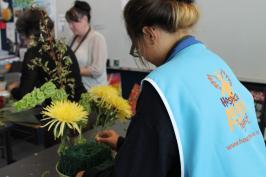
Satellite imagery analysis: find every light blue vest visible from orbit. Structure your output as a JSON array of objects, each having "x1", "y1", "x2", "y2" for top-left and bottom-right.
[{"x1": 144, "y1": 38, "x2": 266, "y2": 177}]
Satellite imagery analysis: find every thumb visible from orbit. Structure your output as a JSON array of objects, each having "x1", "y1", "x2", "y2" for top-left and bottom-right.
[
  {"x1": 95, "y1": 136, "x2": 110, "y2": 143},
  {"x1": 96, "y1": 130, "x2": 113, "y2": 138}
]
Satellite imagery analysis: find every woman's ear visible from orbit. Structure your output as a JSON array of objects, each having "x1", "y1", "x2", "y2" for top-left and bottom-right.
[{"x1": 142, "y1": 26, "x2": 159, "y2": 45}]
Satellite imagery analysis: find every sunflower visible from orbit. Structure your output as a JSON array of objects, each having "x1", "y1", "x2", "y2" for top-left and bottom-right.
[{"x1": 41, "y1": 100, "x2": 88, "y2": 138}]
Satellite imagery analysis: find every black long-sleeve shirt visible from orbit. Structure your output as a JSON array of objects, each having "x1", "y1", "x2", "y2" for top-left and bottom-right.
[
  {"x1": 11, "y1": 45, "x2": 86, "y2": 101},
  {"x1": 84, "y1": 81, "x2": 180, "y2": 177}
]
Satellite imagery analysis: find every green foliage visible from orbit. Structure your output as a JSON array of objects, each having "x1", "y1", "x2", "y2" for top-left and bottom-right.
[
  {"x1": 51, "y1": 89, "x2": 68, "y2": 102},
  {"x1": 13, "y1": 88, "x2": 43, "y2": 111},
  {"x1": 90, "y1": 100, "x2": 117, "y2": 128},
  {"x1": 13, "y1": 0, "x2": 35, "y2": 8},
  {"x1": 40, "y1": 81, "x2": 57, "y2": 98},
  {"x1": 79, "y1": 92, "x2": 119, "y2": 129},
  {"x1": 74, "y1": 135, "x2": 87, "y2": 145},
  {"x1": 79, "y1": 93, "x2": 91, "y2": 114},
  {"x1": 58, "y1": 141, "x2": 113, "y2": 176},
  {"x1": 13, "y1": 82, "x2": 69, "y2": 111},
  {"x1": 27, "y1": 8, "x2": 76, "y2": 98}
]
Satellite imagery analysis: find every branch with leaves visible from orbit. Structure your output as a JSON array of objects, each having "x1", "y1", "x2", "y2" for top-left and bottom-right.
[{"x1": 27, "y1": 8, "x2": 76, "y2": 97}]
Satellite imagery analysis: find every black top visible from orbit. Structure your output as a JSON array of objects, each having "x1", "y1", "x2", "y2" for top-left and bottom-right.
[
  {"x1": 11, "y1": 45, "x2": 86, "y2": 101},
  {"x1": 84, "y1": 81, "x2": 180, "y2": 177}
]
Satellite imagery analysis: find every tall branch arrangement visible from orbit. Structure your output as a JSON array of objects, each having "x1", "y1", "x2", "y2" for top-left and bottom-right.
[{"x1": 27, "y1": 8, "x2": 75, "y2": 97}]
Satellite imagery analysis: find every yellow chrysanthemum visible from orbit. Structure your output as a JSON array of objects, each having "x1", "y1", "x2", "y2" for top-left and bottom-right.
[
  {"x1": 89, "y1": 85, "x2": 132, "y2": 120},
  {"x1": 89, "y1": 85, "x2": 119, "y2": 98},
  {"x1": 115, "y1": 99, "x2": 133, "y2": 120},
  {"x1": 41, "y1": 100, "x2": 88, "y2": 138}
]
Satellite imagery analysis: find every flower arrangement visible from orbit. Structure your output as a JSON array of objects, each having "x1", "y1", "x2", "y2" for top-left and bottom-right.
[
  {"x1": 80, "y1": 85, "x2": 132, "y2": 128},
  {"x1": 12, "y1": 7, "x2": 133, "y2": 177},
  {"x1": 14, "y1": 83, "x2": 132, "y2": 176}
]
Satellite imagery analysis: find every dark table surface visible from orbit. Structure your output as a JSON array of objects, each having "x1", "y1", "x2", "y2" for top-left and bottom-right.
[
  {"x1": 0, "y1": 143, "x2": 59, "y2": 177},
  {"x1": 0, "y1": 121, "x2": 129, "y2": 177}
]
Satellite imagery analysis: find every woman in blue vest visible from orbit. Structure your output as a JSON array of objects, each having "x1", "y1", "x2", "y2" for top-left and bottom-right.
[{"x1": 77, "y1": 0, "x2": 266, "y2": 176}]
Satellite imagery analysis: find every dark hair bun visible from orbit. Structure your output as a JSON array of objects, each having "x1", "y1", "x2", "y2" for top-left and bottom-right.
[
  {"x1": 74, "y1": 0, "x2": 91, "y2": 12},
  {"x1": 177, "y1": 0, "x2": 194, "y2": 3}
]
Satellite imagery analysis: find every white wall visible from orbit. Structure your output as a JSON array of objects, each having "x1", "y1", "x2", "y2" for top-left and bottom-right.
[
  {"x1": 194, "y1": 0, "x2": 266, "y2": 83},
  {"x1": 54, "y1": 0, "x2": 266, "y2": 83},
  {"x1": 55, "y1": 0, "x2": 72, "y2": 39}
]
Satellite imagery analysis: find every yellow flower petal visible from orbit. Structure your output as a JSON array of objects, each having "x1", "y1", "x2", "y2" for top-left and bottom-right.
[
  {"x1": 59, "y1": 122, "x2": 65, "y2": 137},
  {"x1": 88, "y1": 85, "x2": 132, "y2": 121},
  {"x1": 41, "y1": 100, "x2": 88, "y2": 138},
  {"x1": 54, "y1": 121, "x2": 61, "y2": 138},
  {"x1": 47, "y1": 120, "x2": 57, "y2": 131}
]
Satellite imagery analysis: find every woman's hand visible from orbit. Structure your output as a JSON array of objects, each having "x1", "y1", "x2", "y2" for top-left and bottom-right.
[
  {"x1": 80, "y1": 67, "x2": 90, "y2": 76},
  {"x1": 76, "y1": 170, "x2": 85, "y2": 177},
  {"x1": 95, "y1": 129, "x2": 120, "y2": 150},
  {"x1": 7, "y1": 82, "x2": 19, "y2": 91}
]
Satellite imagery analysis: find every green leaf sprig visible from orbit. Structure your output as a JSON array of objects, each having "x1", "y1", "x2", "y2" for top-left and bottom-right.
[{"x1": 13, "y1": 82, "x2": 69, "y2": 111}]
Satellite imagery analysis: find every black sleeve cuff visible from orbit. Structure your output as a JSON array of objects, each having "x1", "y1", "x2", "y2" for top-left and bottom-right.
[
  {"x1": 10, "y1": 88, "x2": 21, "y2": 100},
  {"x1": 116, "y1": 136, "x2": 125, "y2": 151}
]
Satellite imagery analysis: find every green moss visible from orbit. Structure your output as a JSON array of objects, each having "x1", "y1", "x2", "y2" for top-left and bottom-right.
[{"x1": 58, "y1": 141, "x2": 114, "y2": 177}]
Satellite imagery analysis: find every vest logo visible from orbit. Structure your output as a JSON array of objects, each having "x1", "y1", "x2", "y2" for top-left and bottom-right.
[{"x1": 207, "y1": 70, "x2": 251, "y2": 132}]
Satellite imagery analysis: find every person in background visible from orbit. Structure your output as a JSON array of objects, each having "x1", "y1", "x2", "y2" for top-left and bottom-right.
[
  {"x1": 65, "y1": 0, "x2": 108, "y2": 90},
  {"x1": 7, "y1": 8, "x2": 86, "y2": 148},
  {"x1": 77, "y1": 0, "x2": 266, "y2": 177},
  {"x1": 7, "y1": 8, "x2": 86, "y2": 102}
]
